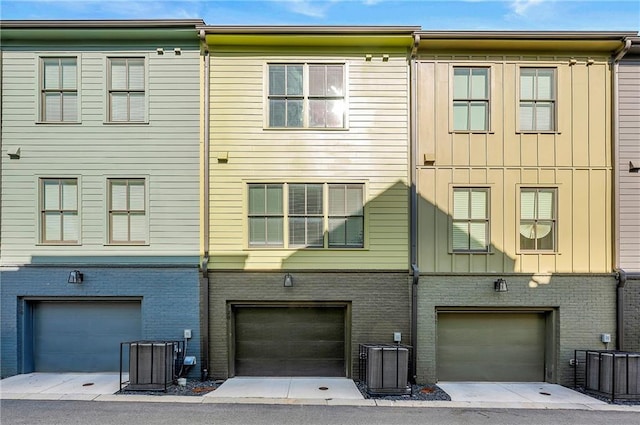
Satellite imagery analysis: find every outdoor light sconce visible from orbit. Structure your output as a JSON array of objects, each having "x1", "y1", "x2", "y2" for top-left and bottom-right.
[
  {"x1": 68, "y1": 270, "x2": 83, "y2": 284},
  {"x1": 494, "y1": 278, "x2": 508, "y2": 292},
  {"x1": 283, "y1": 273, "x2": 293, "y2": 287},
  {"x1": 630, "y1": 161, "x2": 639, "y2": 173}
]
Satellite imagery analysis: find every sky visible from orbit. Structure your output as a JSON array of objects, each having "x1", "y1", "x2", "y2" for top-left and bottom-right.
[{"x1": 0, "y1": 0, "x2": 638, "y2": 31}]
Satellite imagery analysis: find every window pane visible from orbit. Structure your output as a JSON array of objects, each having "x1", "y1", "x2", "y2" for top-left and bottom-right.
[
  {"x1": 62, "y1": 213, "x2": 79, "y2": 241},
  {"x1": 249, "y1": 217, "x2": 265, "y2": 244},
  {"x1": 326, "y1": 65, "x2": 344, "y2": 96},
  {"x1": 61, "y1": 58, "x2": 77, "y2": 89},
  {"x1": 328, "y1": 218, "x2": 345, "y2": 246},
  {"x1": 307, "y1": 184, "x2": 323, "y2": 215},
  {"x1": 469, "y1": 102, "x2": 487, "y2": 131},
  {"x1": 537, "y1": 222, "x2": 554, "y2": 249},
  {"x1": 520, "y1": 102, "x2": 534, "y2": 131},
  {"x1": 286, "y1": 99, "x2": 303, "y2": 127},
  {"x1": 309, "y1": 65, "x2": 326, "y2": 97},
  {"x1": 453, "y1": 190, "x2": 469, "y2": 219},
  {"x1": 129, "y1": 93, "x2": 145, "y2": 122},
  {"x1": 269, "y1": 65, "x2": 285, "y2": 95},
  {"x1": 61, "y1": 180, "x2": 77, "y2": 210},
  {"x1": 520, "y1": 191, "x2": 536, "y2": 219},
  {"x1": 110, "y1": 59, "x2": 127, "y2": 90},
  {"x1": 308, "y1": 217, "x2": 324, "y2": 246},
  {"x1": 289, "y1": 217, "x2": 306, "y2": 246},
  {"x1": 471, "y1": 68, "x2": 488, "y2": 99},
  {"x1": 266, "y1": 217, "x2": 283, "y2": 245},
  {"x1": 452, "y1": 221, "x2": 469, "y2": 250},
  {"x1": 535, "y1": 102, "x2": 553, "y2": 131},
  {"x1": 43, "y1": 59, "x2": 60, "y2": 89},
  {"x1": 329, "y1": 186, "x2": 345, "y2": 215},
  {"x1": 286, "y1": 65, "x2": 303, "y2": 96},
  {"x1": 453, "y1": 102, "x2": 468, "y2": 130},
  {"x1": 326, "y1": 99, "x2": 344, "y2": 128},
  {"x1": 43, "y1": 180, "x2": 60, "y2": 210},
  {"x1": 269, "y1": 99, "x2": 286, "y2": 127},
  {"x1": 520, "y1": 228, "x2": 536, "y2": 250},
  {"x1": 62, "y1": 93, "x2": 77, "y2": 121},
  {"x1": 453, "y1": 68, "x2": 469, "y2": 99},
  {"x1": 111, "y1": 213, "x2": 128, "y2": 242},
  {"x1": 470, "y1": 190, "x2": 487, "y2": 219},
  {"x1": 129, "y1": 180, "x2": 145, "y2": 210},
  {"x1": 249, "y1": 185, "x2": 265, "y2": 215},
  {"x1": 289, "y1": 184, "x2": 306, "y2": 215},
  {"x1": 469, "y1": 222, "x2": 487, "y2": 250},
  {"x1": 110, "y1": 93, "x2": 128, "y2": 121},
  {"x1": 520, "y1": 69, "x2": 535, "y2": 99},
  {"x1": 110, "y1": 181, "x2": 128, "y2": 211},
  {"x1": 266, "y1": 185, "x2": 283, "y2": 214},
  {"x1": 128, "y1": 59, "x2": 145, "y2": 90},
  {"x1": 44, "y1": 212, "x2": 61, "y2": 241},
  {"x1": 309, "y1": 99, "x2": 326, "y2": 127},
  {"x1": 346, "y1": 185, "x2": 363, "y2": 215},
  {"x1": 345, "y1": 216, "x2": 364, "y2": 246},
  {"x1": 129, "y1": 213, "x2": 147, "y2": 242},
  {"x1": 537, "y1": 69, "x2": 554, "y2": 99},
  {"x1": 537, "y1": 190, "x2": 554, "y2": 219},
  {"x1": 44, "y1": 93, "x2": 61, "y2": 121}
]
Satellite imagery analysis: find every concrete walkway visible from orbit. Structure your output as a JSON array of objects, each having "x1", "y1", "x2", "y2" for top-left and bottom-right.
[{"x1": 1, "y1": 373, "x2": 639, "y2": 411}]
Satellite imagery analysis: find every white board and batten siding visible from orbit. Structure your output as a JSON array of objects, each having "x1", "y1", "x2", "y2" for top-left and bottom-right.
[
  {"x1": 1, "y1": 47, "x2": 201, "y2": 266},
  {"x1": 209, "y1": 50, "x2": 410, "y2": 271}
]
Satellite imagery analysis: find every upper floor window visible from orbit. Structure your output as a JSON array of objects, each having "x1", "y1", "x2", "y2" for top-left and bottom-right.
[
  {"x1": 108, "y1": 178, "x2": 147, "y2": 244},
  {"x1": 40, "y1": 178, "x2": 78, "y2": 244},
  {"x1": 268, "y1": 64, "x2": 345, "y2": 128},
  {"x1": 108, "y1": 58, "x2": 145, "y2": 122},
  {"x1": 452, "y1": 188, "x2": 489, "y2": 252},
  {"x1": 453, "y1": 67, "x2": 489, "y2": 131},
  {"x1": 520, "y1": 188, "x2": 556, "y2": 251},
  {"x1": 248, "y1": 183, "x2": 363, "y2": 248},
  {"x1": 520, "y1": 68, "x2": 555, "y2": 131},
  {"x1": 40, "y1": 57, "x2": 77, "y2": 122}
]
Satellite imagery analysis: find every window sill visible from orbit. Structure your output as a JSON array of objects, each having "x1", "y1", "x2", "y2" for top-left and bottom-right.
[
  {"x1": 449, "y1": 250, "x2": 493, "y2": 255},
  {"x1": 517, "y1": 250, "x2": 558, "y2": 255},
  {"x1": 263, "y1": 127, "x2": 349, "y2": 131},
  {"x1": 36, "y1": 243, "x2": 81, "y2": 246},
  {"x1": 105, "y1": 243, "x2": 150, "y2": 246},
  {"x1": 103, "y1": 121, "x2": 149, "y2": 125},
  {"x1": 35, "y1": 121, "x2": 81, "y2": 125},
  {"x1": 517, "y1": 131, "x2": 561, "y2": 135},
  {"x1": 246, "y1": 247, "x2": 367, "y2": 251},
  {"x1": 450, "y1": 131, "x2": 495, "y2": 135}
]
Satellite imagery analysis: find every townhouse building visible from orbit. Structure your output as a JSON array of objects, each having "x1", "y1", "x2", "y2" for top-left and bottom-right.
[
  {"x1": 0, "y1": 20, "x2": 203, "y2": 378},
  {"x1": 198, "y1": 26, "x2": 417, "y2": 379},
  {"x1": 411, "y1": 31, "x2": 634, "y2": 386}
]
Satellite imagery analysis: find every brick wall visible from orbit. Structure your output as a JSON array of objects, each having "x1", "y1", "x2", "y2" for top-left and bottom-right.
[
  {"x1": 624, "y1": 281, "x2": 640, "y2": 352},
  {"x1": 416, "y1": 274, "x2": 617, "y2": 386},
  {"x1": 207, "y1": 271, "x2": 410, "y2": 380},
  {"x1": 0, "y1": 266, "x2": 201, "y2": 379}
]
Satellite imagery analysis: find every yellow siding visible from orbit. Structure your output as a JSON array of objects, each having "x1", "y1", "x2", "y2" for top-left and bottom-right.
[
  {"x1": 208, "y1": 49, "x2": 410, "y2": 270},
  {"x1": 416, "y1": 54, "x2": 612, "y2": 274}
]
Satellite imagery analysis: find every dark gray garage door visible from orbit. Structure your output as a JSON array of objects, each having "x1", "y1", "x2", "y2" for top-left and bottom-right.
[
  {"x1": 437, "y1": 312, "x2": 546, "y2": 381},
  {"x1": 234, "y1": 306, "x2": 346, "y2": 377},
  {"x1": 32, "y1": 301, "x2": 141, "y2": 372}
]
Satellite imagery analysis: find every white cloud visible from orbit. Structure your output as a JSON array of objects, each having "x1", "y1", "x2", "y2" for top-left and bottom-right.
[{"x1": 509, "y1": 0, "x2": 546, "y2": 16}]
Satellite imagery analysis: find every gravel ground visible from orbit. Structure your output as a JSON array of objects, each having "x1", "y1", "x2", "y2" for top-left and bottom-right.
[
  {"x1": 355, "y1": 381, "x2": 451, "y2": 401},
  {"x1": 573, "y1": 386, "x2": 640, "y2": 406},
  {"x1": 117, "y1": 379, "x2": 220, "y2": 396}
]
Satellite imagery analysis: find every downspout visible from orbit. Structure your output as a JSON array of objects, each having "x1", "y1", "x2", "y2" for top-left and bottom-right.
[
  {"x1": 199, "y1": 29, "x2": 211, "y2": 380},
  {"x1": 409, "y1": 33, "x2": 420, "y2": 383},
  {"x1": 612, "y1": 39, "x2": 631, "y2": 351}
]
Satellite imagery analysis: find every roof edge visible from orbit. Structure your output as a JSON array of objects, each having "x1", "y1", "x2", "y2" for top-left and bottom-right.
[
  {"x1": 0, "y1": 19, "x2": 205, "y2": 29},
  {"x1": 416, "y1": 30, "x2": 638, "y2": 40},
  {"x1": 198, "y1": 25, "x2": 421, "y2": 34}
]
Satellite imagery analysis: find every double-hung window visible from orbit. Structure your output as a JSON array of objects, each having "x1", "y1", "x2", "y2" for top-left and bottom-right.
[
  {"x1": 520, "y1": 188, "x2": 556, "y2": 251},
  {"x1": 248, "y1": 183, "x2": 364, "y2": 248},
  {"x1": 40, "y1": 57, "x2": 78, "y2": 122},
  {"x1": 520, "y1": 68, "x2": 555, "y2": 131},
  {"x1": 268, "y1": 64, "x2": 345, "y2": 128},
  {"x1": 452, "y1": 188, "x2": 489, "y2": 252},
  {"x1": 108, "y1": 58, "x2": 145, "y2": 122},
  {"x1": 453, "y1": 67, "x2": 489, "y2": 131},
  {"x1": 108, "y1": 178, "x2": 147, "y2": 244},
  {"x1": 40, "y1": 178, "x2": 79, "y2": 244}
]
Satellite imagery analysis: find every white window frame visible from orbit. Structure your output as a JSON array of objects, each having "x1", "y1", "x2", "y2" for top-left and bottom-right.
[
  {"x1": 39, "y1": 177, "x2": 80, "y2": 245},
  {"x1": 518, "y1": 67, "x2": 557, "y2": 132},
  {"x1": 38, "y1": 56, "x2": 80, "y2": 123},
  {"x1": 450, "y1": 187, "x2": 490, "y2": 253},
  {"x1": 247, "y1": 182, "x2": 365, "y2": 249},
  {"x1": 450, "y1": 65, "x2": 492, "y2": 133},
  {"x1": 265, "y1": 62, "x2": 348, "y2": 129},
  {"x1": 107, "y1": 177, "x2": 148, "y2": 245},
  {"x1": 106, "y1": 56, "x2": 148, "y2": 123},
  {"x1": 518, "y1": 187, "x2": 557, "y2": 252}
]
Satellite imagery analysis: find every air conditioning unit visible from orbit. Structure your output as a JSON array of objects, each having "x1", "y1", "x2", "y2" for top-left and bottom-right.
[
  {"x1": 128, "y1": 341, "x2": 176, "y2": 391},
  {"x1": 364, "y1": 344, "x2": 410, "y2": 395}
]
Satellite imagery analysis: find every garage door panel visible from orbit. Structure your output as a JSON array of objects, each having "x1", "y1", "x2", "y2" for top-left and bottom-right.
[
  {"x1": 234, "y1": 306, "x2": 346, "y2": 377},
  {"x1": 437, "y1": 312, "x2": 546, "y2": 382}
]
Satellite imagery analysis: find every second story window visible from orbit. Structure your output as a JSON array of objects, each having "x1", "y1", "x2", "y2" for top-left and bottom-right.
[
  {"x1": 452, "y1": 188, "x2": 489, "y2": 252},
  {"x1": 40, "y1": 178, "x2": 79, "y2": 244},
  {"x1": 41, "y1": 57, "x2": 77, "y2": 122},
  {"x1": 108, "y1": 178, "x2": 147, "y2": 244},
  {"x1": 520, "y1": 188, "x2": 556, "y2": 251},
  {"x1": 453, "y1": 67, "x2": 489, "y2": 131},
  {"x1": 108, "y1": 58, "x2": 145, "y2": 122},
  {"x1": 328, "y1": 184, "x2": 364, "y2": 248},
  {"x1": 268, "y1": 64, "x2": 345, "y2": 129},
  {"x1": 289, "y1": 184, "x2": 324, "y2": 247},
  {"x1": 520, "y1": 68, "x2": 555, "y2": 131}
]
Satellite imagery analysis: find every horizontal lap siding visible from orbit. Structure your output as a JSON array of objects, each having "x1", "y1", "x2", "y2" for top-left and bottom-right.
[
  {"x1": 618, "y1": 60, "x2": 640, "y2": 272},
  {"x1": 209, "y1": 50, "x2": 410, "y2": 270},
  {"x1": 1, "y1": 48, "x2": 201, "y2": 265}
]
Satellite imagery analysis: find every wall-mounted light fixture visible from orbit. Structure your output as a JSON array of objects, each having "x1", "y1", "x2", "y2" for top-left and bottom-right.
[
  {"x1": 7, "y1": 147, "x2": 20, "y2": 159},
  {"x1": 283, "y1": 273, "x2": 293, "y2": 287},
  {"x1": 494, "y1": 278, "x2": 508, "y2": 292},
  {"x1": 630, "y1": 161, "x2": 639, "y2": 173},
  {"x1": 68, "y1": 270, "x2": 83, "y2": 284}
]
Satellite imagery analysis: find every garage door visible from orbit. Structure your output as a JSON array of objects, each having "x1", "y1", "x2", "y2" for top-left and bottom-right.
[
  {"x1": 234, "y1": 306, "x2": 346, "y2": 377},
  {"x1": 437, "y1": 312, "x2": 546, "y2": 381},
  {"x1": 32, "y1": 301, "x2": 141, "y2": 372}
]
